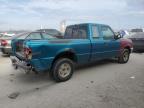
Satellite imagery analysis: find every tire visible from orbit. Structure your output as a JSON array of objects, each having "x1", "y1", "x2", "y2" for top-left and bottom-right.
[
  {"x1": 51, "y1": 58, "x2": 74, "y2": 82},
  {"x1": 118, "y1": 49, "x2": 130, "y2": 64}
]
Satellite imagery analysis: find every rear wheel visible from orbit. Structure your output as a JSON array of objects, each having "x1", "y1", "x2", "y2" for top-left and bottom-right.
[
  {"x1": 118, "y1": 49, "x2": 130, "y2": 63},
  {"x1": 51, "y1": 58, "x2": 74, "y2": 82}
]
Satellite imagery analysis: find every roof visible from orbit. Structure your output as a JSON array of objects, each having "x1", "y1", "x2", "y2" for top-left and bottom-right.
[{"x1": 67, "y1": 23, "x2": 109, "y2": 27}]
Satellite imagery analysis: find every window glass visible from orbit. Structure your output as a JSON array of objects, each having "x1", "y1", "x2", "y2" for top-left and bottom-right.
[
  {"x1": 16, "y1": 33, "x2": 29, "y2": 39},
  {"x1": 72, "y1": 28, "x2": 79, "y2": 38},
  {"x1": 77, "y1": 25, "x2": 87, "y2": 39},
  {"x1": 47, "y1": 30, "x2": 61, "y2": 36},
  {"x1": 92, "y1": 25, "x2": 100, "y2": 38},
  {"x1": 64, "y1": 25, "x2": 87, "y2": 39},
  {"x1": 101, "y1": 26, "x2": 114, "y2": 39},
  {"x1": 42, "y1": 33, "x2": 56, "y2": 39},
  {"x1": 27, "y1": 33, "x2": 42, "y2": 40},
  {"x1": 64, "y1": 27, "x2": 73, "y2": 39}
]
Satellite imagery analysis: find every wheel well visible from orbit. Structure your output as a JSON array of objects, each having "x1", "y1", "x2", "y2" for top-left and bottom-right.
[
  {"x1": 124, "y1": 46, "x2": 131, "y2": 53},
  {"x1": 51, "y1": 51, "x2": 77, "y2": 68}
]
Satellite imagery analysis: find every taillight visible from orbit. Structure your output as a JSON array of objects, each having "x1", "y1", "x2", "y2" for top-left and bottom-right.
[
  {"x1": 24, "y1": 47, "x2": 32, "y2": 60},
  {"x1": 1, "y1": 40, "x2": 8, "y2": 46}
]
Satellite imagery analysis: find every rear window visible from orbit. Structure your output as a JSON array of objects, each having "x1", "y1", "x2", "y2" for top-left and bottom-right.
[
  {"x1": 37, "y1": 29, "x2": 61, "y2": 36},
  {"x1": 46, "y1": 30, "x2": 60, "y2": 36},
  {"x1": 65, "y1": 25, "x2": 88, "y2": 39},
  {"x1": 41, "y1": 33, "x2": 57, "y2": 39},
  {"x1": 26, "y1": 33, "x2": 42, "y2": 40},
  {"x1": 16, "y1": 33, "x2": 30, "y2": 39}
]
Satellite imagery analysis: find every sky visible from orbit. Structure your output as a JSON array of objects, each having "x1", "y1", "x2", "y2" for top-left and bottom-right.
[{"x1": 0, "y1": 0, "x2": 144, "y2": 31}]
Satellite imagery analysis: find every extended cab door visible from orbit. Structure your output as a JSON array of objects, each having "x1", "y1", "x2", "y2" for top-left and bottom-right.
[
  {"x1": 64, "y1": 24, "x2": 91, "y2": 64},
  {"x1": 100, "y1": 25, "x2": 120, "y2": 58},
  {"x1": 90, "y1": 24, "x2": 106, "y2": 61}
]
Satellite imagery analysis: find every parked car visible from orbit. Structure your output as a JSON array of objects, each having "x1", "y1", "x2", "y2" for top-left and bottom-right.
[
  {"x1": 0, "y1": 34, "x2": 3, "y2": 38},
  {"x1": 0, "y1": 32, "x2": 31, "y2": 55},
  {"x1": 125, "y1": 32, "x2": 144, "y2": 52},
  {"x1": 10, "y1": 23, "x2": 133, "y2": 82},
  {"x1": 0, "y1": 35, "x2": 13, "y2": 55},
  {"x1": 36, "y1": 29, "x2": 63, "y2": 38},
  {"x1": 131, "y1": 28, "x2": 144, "y2": 33}
]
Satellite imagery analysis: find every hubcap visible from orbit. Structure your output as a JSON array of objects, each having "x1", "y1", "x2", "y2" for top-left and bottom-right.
[
  {"x1": 58, "y1": 63, "x2": 71, "y2": 78},
  {"x1": 123, "y1": 51, "x2": 129, "y2": 62}
]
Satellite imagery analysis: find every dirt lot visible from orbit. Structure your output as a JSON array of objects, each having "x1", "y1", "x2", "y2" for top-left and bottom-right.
[{"x1": 0, "y1": 52, "x2": 144, "y2": 108}]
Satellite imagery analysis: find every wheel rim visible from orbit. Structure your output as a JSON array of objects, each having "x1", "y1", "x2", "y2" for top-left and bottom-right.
[
  {"x1": 58, "y1": 63, "x2": 71, "y2": 78},
  {"x1": 123, "y1": 51, "x2": 129, "y2": 62}
]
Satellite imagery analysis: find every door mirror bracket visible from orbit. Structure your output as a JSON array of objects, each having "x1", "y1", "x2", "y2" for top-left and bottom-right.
[{"x1": 114, "y1": 32, "x2": 122, "y2": 39}]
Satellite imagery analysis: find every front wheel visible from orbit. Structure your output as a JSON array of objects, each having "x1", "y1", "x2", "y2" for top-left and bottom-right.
[
  {"x1": 51, "y1": 58, "x2": 74, "y2": 82},
  {"x1": 118, "y1": 49, "x2": 130, "y2": 64}
]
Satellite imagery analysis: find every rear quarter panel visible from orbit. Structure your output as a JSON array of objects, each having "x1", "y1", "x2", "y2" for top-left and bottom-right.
[{"x1": 26, "y1": 39, "x2": 91, "y2": 71}]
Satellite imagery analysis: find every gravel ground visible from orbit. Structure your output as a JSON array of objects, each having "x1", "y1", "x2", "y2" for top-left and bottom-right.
[{"x1": 0, "y1": 52, "x2": 144, "y2": 108}]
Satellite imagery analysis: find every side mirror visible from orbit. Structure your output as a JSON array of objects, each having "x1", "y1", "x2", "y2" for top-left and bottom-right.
[{"x1": 114, "y1": 32, "x2": 123, "y2": 39}]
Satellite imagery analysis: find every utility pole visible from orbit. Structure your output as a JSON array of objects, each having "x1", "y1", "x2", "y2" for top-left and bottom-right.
[
  {"x1": 40, "y1": 25, "x2": 43, "y2": 30},
  {"x1": 60, "y1": 20, "x2": 66, "y2": 33}
]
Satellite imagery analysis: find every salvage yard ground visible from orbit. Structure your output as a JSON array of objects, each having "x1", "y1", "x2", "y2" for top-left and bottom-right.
[{"x1": 0, "y1": 52, "x2": 144, "y2": 108}]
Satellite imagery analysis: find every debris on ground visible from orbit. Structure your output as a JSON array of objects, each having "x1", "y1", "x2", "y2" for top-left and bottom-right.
[
  {"x1": 10, "y1": 79, "x2": 13, "y2": 82},
  {"x1": 90, "y1": 81, "x2": 94, "y2": 83},
  {"x1": 10, "y1": 74, "x2": 15, "y2": 76},
  {"x1": 35, "y1": 88, "x2": 40, "y2": 90},
  {"x1": 8, "y1": 92, "x2": 20, "y2": 99},
  {"x1": 130, "y1": 76, "x2": 135, "y2": 79}
]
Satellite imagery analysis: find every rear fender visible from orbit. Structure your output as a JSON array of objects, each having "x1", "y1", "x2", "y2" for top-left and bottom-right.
[{"x1": 51, "y1": 48, "x2": 77, "y2": 67}]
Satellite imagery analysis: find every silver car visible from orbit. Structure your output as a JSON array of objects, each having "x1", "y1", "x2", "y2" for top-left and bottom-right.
[{"x1": 0, "y1": 35, "x2": 13, "y2": 55}]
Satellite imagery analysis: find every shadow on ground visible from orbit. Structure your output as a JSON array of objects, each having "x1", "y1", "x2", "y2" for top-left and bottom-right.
[
  {"x1": 75, "y1": 59, "x2": 118, "y2": 71},
  {"x1": 13, "y1": 59, "x2": 117, "y2": 85}
]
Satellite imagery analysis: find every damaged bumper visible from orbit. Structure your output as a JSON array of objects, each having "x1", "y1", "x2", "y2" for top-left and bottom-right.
[{"x1": 10, "y1": 56, "x2": 32, "y2": 73}]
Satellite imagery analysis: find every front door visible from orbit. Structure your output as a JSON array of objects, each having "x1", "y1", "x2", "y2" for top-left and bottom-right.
[{"x1": 100, "y1": 25, "x2": 120, "y2": 58}]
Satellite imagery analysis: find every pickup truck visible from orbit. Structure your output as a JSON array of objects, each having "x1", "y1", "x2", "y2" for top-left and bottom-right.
[{"x1": 10, "y1": 23, "x2": 133, "y2": 82}]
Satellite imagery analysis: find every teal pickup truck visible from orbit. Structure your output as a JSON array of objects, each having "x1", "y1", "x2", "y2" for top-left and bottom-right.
[{"x1": 11, "y1": 23, "x2": 133, "y2": 82}]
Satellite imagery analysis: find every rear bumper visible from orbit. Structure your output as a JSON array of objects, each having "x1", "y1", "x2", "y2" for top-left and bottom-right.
[
  {"x1": 10, "y1": 56, "x2": 52, "y2": 72},
  {"x1": 0, "y1": 46, "x2": 11, "y2": 54},
  {"x1": 10, "y1": 56, "x2": 32, "y2": 72}
]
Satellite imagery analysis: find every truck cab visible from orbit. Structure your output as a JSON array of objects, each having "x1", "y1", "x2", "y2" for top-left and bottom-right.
[{"x1": 65, "y1": 24, "x2": 121, "y2": 61}]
